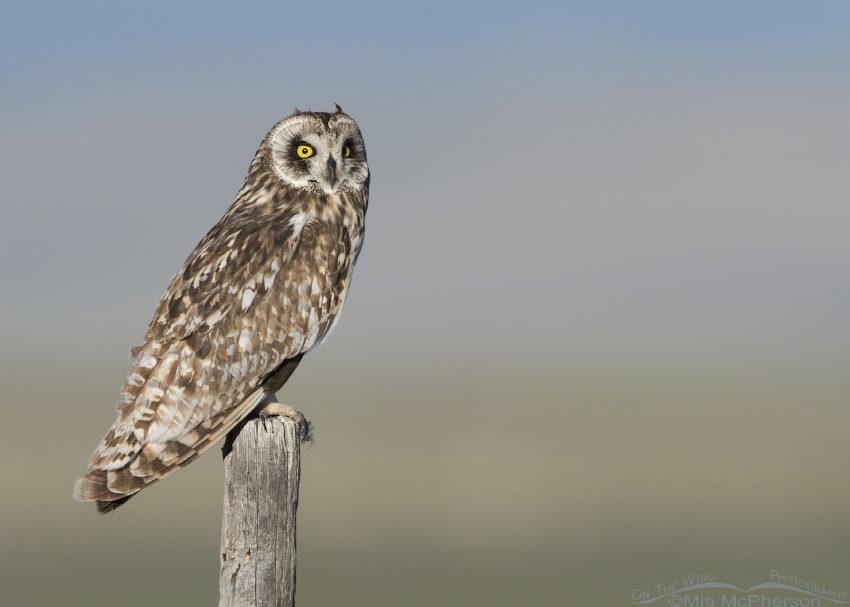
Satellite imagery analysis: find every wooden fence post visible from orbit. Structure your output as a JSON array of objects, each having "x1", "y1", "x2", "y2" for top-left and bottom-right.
[{"x1": 219, "y1": 411, "x2": 303, "y2": 607}]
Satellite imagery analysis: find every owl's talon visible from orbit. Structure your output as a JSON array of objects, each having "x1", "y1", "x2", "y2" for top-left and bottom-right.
[{"x1": 258, "y1": 402, "x2": 313, "y2": 442}]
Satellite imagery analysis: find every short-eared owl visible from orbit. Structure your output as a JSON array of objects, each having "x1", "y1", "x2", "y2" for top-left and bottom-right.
[{"x1": 73, "y1": 106, "x2": 369, "y2": 513}]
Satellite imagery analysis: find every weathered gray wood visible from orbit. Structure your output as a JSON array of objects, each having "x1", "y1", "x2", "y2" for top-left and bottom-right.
[{"x1": 219, "y1": 414, "x2": 301, "y2": 607}]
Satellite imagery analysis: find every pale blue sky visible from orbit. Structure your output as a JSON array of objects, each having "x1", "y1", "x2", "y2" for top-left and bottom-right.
[
  {"x1": 1, "y1": 1, "x2": 848, "y2": 370},
  {"x1": 4, "y1": 2, "x2": 850, "y2": 93}
]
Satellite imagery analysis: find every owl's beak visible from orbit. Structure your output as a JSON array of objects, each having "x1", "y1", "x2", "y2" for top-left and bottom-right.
[{"x1": 326, "y1": 156, "x2": 337, "y2": 189}]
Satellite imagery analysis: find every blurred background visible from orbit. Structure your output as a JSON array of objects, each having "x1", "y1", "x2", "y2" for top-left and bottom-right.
[{"x1": 1, "y1": 1, "x2": 849, "y2": 604}]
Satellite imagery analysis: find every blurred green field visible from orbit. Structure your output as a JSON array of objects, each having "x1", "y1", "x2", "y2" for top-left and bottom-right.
[{"x1": 2, "y1": 348, "x2": 848, "y2": 605}]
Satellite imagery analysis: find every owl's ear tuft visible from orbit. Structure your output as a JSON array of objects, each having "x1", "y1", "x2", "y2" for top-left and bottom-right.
[
  {"x1": 334, "y1": 103, "x2": 344, "y2": 114},
  {"x1": 293, "y1": 107, "x2": 303, "y2": 115}
]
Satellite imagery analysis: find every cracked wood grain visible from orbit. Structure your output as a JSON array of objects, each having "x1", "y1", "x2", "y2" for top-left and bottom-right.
[{"x1": 219, "y1": 415, "x2": 301, "y2": 607}]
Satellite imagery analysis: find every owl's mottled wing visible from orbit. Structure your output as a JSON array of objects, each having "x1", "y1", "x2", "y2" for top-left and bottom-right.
[{"x1": 73, "y1": 208, "x2": 356, "y2": 512}]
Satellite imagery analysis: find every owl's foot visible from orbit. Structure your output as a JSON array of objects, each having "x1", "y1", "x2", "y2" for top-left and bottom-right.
[{"x1": 258, "y1": 401, "x2": 313, "y2": 442}]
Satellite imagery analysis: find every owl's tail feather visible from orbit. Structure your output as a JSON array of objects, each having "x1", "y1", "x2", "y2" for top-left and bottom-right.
[
  {"x1": 72, "y1": 387, "x2": 268, "y2": 514},
  {"x1": 72, "y1": 469, "x2": 136, "y2": 512},
  {"x1": 97, "y1": 495, "x2": 133, "y2": 514}
]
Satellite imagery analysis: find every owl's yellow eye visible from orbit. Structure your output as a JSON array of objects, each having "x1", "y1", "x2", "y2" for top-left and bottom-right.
[
  {"x1": 343, "y1": 145, "x2": 351, "y2": 158},
  {"x1": 296, "y1": 145, "x2": 314, "y2": 159}
]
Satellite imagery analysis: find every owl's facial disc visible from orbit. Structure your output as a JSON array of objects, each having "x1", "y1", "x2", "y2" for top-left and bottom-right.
[{"x1": 268, "y1": 113, "x2": 369, "y2": 195}]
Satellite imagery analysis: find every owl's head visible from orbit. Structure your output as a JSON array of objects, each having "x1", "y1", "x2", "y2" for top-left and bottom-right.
[{"x1": 264, "y1": 105, "x2": 369, "y2": 195}]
